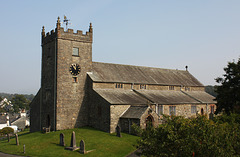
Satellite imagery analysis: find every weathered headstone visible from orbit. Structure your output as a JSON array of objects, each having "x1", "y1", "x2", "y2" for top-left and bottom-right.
[
  {"x1": 79, "y1": 140, "x2": 85, "y2": 154},
  {"x1": 60, "y1": 133, "x2": 65, "y2": 146},
  {"x1": 70, "y1": 131, "x2": 76, "y2": 148},
  {"x1": 116, "y1": 125, "x2": 122, "y2": 137},
  {"x1": 65, "y1": 131, "x2": 79, "y2": 151},
  {"x1": 15, "y1": 134, "x2": 19, "y2": 146},
  {"x1": 7, "y1": 133, "x2": 10, "y2": 142}
]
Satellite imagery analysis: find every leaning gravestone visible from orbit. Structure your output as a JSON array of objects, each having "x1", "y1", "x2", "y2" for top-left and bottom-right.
[
  {"x1": 65, "y1": 131, "x2": 79, "y2": 151},
  {"x1": 116, "y1": 125, "x2": 122, "y2": 137},
  {"x1": 79, "y1": 140, "x2": 86, "y2": 154},
  {"x1": 15, "y1": 134, "x2": 19, "y2": 146},
  {"x1": 60, "y1": 133, "x2": 65, "y2": 146}
]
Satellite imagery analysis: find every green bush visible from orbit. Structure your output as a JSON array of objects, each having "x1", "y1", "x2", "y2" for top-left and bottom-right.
[
  {"x1": 0, "y1": 127, "x2": 14, "y2": 135},
  {"x1": 137, "y1": 115, "x2": 240, "y2": 157},
  {"x1": 131, "y1": 123, "x2": 143, "y2": 136}
]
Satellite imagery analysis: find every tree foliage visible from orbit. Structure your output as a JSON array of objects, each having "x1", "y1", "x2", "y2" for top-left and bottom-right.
[
  {"x1": 205, "y1": 85, "x2": 217, "y2": 97},
  {"x1": 11, "y1": 94, "x2": 30, "y2": 113},
  {"x1": 215, "y1": 58, "x2": 240, "y2": 114},
  {"x1": 0, "y1": 127, "x2": 14, "y2": 135},
  {"x1": 137, "y1": 115, "x2": 240, "y2": 157}
]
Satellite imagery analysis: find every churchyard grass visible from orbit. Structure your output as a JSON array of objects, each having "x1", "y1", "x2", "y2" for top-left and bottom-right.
[{"x1": 0, "y1": 127, "x2": 139, "y2": 157}]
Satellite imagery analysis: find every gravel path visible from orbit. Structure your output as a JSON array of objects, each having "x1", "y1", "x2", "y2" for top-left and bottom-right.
[{"x1": 0, "y1": 152, "x2": 25, "y2": 157}]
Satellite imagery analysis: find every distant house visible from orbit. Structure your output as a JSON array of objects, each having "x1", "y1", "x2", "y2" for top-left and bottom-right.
[
  {"x1": 11, "y1": 110, "x2": 30, "y2": 130},
  {"x1": 0, "y1": 114, "x2": 18, "y2": 133}
]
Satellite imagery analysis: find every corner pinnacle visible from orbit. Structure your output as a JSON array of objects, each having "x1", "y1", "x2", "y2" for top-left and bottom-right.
[
  {"x1": 56, "y1": 17, "x2": 61, "y2": 29},
  {"x1": 89, "y1": 23, "x2": 93, "y2": 33},
  {"x1": 42, "y1": 26, "x2": 45, "y2": 36}
]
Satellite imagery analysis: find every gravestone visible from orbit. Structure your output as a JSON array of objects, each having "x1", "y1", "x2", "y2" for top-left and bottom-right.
[
  {"x1": 7, "y1": 133, "x2": 10, "y2": 142},
  {"x1": 65, "y1": 131, "x2": 79, "y2": 151},
  {"x1": 116, "y1": 125, "x2": 122, "y2": 137},
  {"x1": 15, "y1": 134, "x2": 19, "y2": 146},
  {"x1": 79, "y1": 140, "x2": 85, "y2": 154},
  {"x1": 60, "y1": 133, "x2": 65, "y2": 146},
  {"x1": 70, "y1": 131, "x2": 76, "y2": 148}
]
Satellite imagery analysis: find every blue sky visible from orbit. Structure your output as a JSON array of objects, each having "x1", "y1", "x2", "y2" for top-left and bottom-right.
[{"x1": 0, "y1": 0, "x2": 239, "y2": 94}]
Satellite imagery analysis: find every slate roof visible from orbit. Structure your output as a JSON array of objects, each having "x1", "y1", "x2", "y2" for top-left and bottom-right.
[
  {"x1": 11, "y1": 116, "x2": 29, "y2": 130},
  {"x1": 183, "y1": 91, "x2": 216, "y2": 103},
  {"x1": 89, "y1": 62, "x2": 203, "y2": 86},
  {"x1": 94, "y1": 88, "x2": 216, "y2": 105},
  {"x1": 121, "y1": 106, "x2": 148, "y2": 119},
  {"x1": 94, "y1": 89, "x2": 148, "y2": 105},
  {"x1": 135, "y1": 90, "x2": 200, "y2": 104}
]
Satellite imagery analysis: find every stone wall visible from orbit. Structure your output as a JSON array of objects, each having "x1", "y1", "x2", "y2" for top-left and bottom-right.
[
  {"x1": 153, "y1": 103, "x2": 216, "y2": 119},
  {"x1": 30, "y1": 89, "x2": 41, "y2": 132},
  {"x1": 88, "y1": 87, "x2": 111, "y2": 132},
  {"x1": 139, "y1": 108, "x2": 159, "y2": 129},
  {"x1": 40, "y1": 38, "x2": 57, "y2": 131},
  {"x1": 55, "y1": 31, "x2": 92, "y2": 130},
  {"x1": 92, "y1": 82, "x2": 205, "y2": 92},
  {"x1": 110, "y1": 105, "x2": 130, "y2": 133}
]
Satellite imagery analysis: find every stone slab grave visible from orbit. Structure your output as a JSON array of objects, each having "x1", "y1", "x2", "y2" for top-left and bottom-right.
[
  {"x1": 59, "y1": 133, "x2": 65, "y2": 146},
  {"x1": 79, "y1": 140, "x2": 86, "y2": 154},
  {"x1": 65, "y1": 131, "x2": 80, "y2": 151},
  {"x1": 116, "y1": 125, "x2": 122, "y2": 137},
  {"x1": 79, "y1": 139, "x2": 95, "y2": 154}
]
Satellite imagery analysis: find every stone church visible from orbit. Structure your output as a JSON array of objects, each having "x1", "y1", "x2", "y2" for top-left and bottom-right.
[{"x1": 30, "y1": 17, "x2": 216, "y2": 133}]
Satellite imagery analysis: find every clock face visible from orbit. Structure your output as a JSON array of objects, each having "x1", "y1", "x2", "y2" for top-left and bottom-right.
[{"x1": 69, "y1": 63, "x2": 81, "y2": 76}]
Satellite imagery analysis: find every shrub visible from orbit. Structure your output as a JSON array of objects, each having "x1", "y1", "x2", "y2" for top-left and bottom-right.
[
  {"x1": 131, "y1": 123, "x2": 143, "y2": 136},
  {"x1": 137, "y1": 115, "x2": 240, "y2": 156},
  {"x1": 0, "y1": 127, "x2": 14, "y2": 135}
]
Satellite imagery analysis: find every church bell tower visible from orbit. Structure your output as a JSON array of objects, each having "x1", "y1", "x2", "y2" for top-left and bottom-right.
[{"x1": 40, "y1": 17, "x2": 93, "y2": 131}]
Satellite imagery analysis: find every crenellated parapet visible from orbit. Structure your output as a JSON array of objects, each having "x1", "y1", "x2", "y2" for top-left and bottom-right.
[{"x1": 41, "y1": 17, "x2": 93, "y2": 45}]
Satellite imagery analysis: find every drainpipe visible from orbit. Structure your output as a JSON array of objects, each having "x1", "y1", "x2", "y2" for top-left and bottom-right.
[
  {"x1": 131, "y1": 83, "x2": 134, "y2": 90},
  {"x1": 128, "y1": 118, "x2": 131, "y2": 134}
]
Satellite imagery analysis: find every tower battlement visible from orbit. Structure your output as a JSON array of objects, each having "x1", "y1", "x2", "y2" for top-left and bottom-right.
[{"x1": 41, "y1": 17, "x2": 93, "y2": 45}]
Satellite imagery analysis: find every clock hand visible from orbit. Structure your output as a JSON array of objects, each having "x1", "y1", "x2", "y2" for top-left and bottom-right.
[{"x1": 73, "y1": 65, "x2": 77, "y2": 70}]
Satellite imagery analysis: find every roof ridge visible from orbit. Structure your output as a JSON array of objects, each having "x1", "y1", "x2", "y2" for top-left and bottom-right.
[{"x1": 92, "y1": 61, "x2": 187, "y2": 72}]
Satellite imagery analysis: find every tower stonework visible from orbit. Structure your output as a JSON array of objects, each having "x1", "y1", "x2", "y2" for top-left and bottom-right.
[{"x1": 40, "y1": 17, "x2": 93, "y2": 131}]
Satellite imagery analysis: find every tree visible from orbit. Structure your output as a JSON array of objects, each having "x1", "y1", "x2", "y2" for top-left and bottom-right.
[
  {"x1": 0, "y1": 127, "x2": 14, "y2": 135},
  {"x1": 215, "y1": 58, "x2": 240, "y2": 114},
  {"x1": 137, "y1": 115, "x2": 240, "y2": 156},
  {"x1": 11, "y1": 94, "x2": 30, "y2": 113},
  {"x1": 205, "y1": 85, "x2": 217, "y2": 97}
]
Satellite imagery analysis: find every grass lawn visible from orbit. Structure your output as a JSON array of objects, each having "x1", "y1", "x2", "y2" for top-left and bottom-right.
[{"x1": 0, "y1": 127, "x2": 139, "y2": 157}]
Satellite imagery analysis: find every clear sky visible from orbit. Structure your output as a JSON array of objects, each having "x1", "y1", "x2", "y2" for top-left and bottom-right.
[{"x1": 0, "y1": 0, "x2": 239, "y2": 94}]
